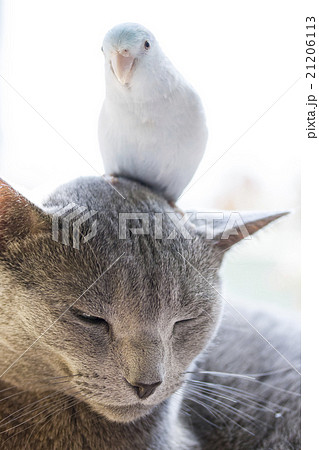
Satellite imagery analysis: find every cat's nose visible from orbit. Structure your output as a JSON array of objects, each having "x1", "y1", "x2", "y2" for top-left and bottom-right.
[{"x1": 126, "y1": 380, "x2": 162, "y2": 400}]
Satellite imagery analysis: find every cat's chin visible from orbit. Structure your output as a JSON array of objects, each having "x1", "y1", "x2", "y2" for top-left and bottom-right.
[{"x1": 90, "y1": 401, "x2": 157, "y2": 423}]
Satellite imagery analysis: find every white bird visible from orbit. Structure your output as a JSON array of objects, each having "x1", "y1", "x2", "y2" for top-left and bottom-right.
[{"x1": 98, "y1": 23, "x2": 208, "y2": 202}]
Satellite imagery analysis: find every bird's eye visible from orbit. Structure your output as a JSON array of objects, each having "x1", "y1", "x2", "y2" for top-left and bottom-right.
[
  {"x1": 144, "y1": 40, "x2": 150, "y2": 50},
  {"x1": 101, "y1": 46, "x2": 104, "y2": 53}
]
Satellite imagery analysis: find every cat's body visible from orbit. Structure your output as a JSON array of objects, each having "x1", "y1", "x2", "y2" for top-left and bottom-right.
[
  {"x1": 187, "y1": 306, "x2": 301, "y2": 449},
  {"x1": 0, "y1": 176, "x2": 300, "y2": 449}
]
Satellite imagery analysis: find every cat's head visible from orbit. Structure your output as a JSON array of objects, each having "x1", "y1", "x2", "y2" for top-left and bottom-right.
[{"x1": 0, "y1": 177, "x2": 286, "y2": 422}]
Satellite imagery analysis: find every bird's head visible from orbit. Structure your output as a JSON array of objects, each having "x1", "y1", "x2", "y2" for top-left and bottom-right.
[{"x1": 101, "y1": 23, "x2": 159, "y2": 87}]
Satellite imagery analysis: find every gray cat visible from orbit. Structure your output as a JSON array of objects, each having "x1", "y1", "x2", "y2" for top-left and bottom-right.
[{"x1": 0, "y1": 176, "x2": 300, "y2": 449}]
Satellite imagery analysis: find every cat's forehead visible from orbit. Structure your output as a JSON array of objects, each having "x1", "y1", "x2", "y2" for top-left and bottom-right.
[
  {"x1": 0, "y1": 177, "x2": 218, "y2": 312},
  {"x1": 4, "y1": 224, "x2": 207, "y2": 317},
  {"x1": 68, "y1": 235, "x2": 210, "y2": 309}
]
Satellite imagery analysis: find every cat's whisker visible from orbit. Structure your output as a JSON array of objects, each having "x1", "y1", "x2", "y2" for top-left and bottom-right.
[
  {"x1": 189, "y1": 384, "x2": 262, "y2": 422},
  {"x1": 0, "y1": 387, "x2": 84, "y2": 435},
  {"x1": 0, "y1": 373, "x2": 82, "y2": 396},
  {"x1": 185, "y1": 370, "x2": 256, "y2": 380},
  {"x1": 0, "y1": 377, "x2": 78, "y2": 407},
  {"x1": 0, "y1": 391, "x2": 63, "y2": 426},
  {"x1": 188, "y1": 379, "x2": 270, "y2": 403},
  {"x1": 185, "y1": 393, "x2": 255, "y2": 436},
  {"x1": 186, "y1": 385, "x2": 241, "y2": 405},
  {"x1": 174, "y1": 389, "x2": 223, "y2": 427},
  {"x1": 187, "y1": 366, "x2": 300, "y2": 378},
  {"x1": 193, "y1": 380, "x2": 271, "y2": 401},
  {"x1": 187, "y1": 374, "x2": 301, "y2": 396},
  {"x1": 23, "y1": 392, "x2": 96, "y2": 448},
  {"x1": 176, "y1": 390, "x2": 224, "y2": 424},
  {"x1": 182, "y1": 401, "x2": 221, "y2": 429},
  {"x1": 206, "y1": 382, "x2": 291, "y2": 412},
  {"x1": 185, "y1": 383, "x2": 277, "y2": 414},
  {"x1": 0, "y1": 385, "x2": 17, "y2": 395},
  {"x1": 2, "y1": 392, "x2": 93, "y2": 448},
  {"x1": 0, "y1": 397, "x2": 66, "y2": 439},
  {"x1": 23, "y1": 391, "x2": 98, "y2": 449},
  {"x1": 184, "y1": 386, "x2": 264, "y2": 427},
  {"x1": 210, "y1": 398, "x2": 261, "y2": 428},
  {"x1": 0, "y1": 390, "x2": 34, "y2": 404},
  {"x1": 243, "y1": 367, "x2": 301, "y2": 377},
  {"x1": 34, "y1": 374, "x2": 82, "y2": 381},
  {"x1": 45, "y1": 378, "x2": 81, "y2": 386},
  {"x1": 185, "y1": 379, "x2": 287, "y2": 413},
  {"x1": 0, "y1": 385, "x2": 80, "y2": 428}
]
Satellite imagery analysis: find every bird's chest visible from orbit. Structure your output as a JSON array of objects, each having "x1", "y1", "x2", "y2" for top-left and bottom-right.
[
  {"x1": 108, "y1": 101, "x2": 163, "y2": 144},
  {"x1": 123, "y1": 102, "x2": 158, "y2": 127}
]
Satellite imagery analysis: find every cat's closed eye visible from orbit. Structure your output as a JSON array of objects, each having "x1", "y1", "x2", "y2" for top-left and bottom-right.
[
  {"x1": 173, "y1": 312, "x2": 206, "y2": 333},
  {"x1": 73, "y1": 309, "x2": 109, "y2": 329},
  {"x1": 173, "y1": 310, "x2": 207, "y2": 333},
  {"x1": 174, "y1": 318, "x2": 195, "y2": 327}
]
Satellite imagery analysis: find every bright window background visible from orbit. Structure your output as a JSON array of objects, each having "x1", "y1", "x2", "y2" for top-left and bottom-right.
[{"x1": 0, "y1": 0, "x2": 301, "y2": 310}]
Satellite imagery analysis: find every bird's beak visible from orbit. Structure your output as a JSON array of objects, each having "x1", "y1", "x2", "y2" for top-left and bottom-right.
[{"x1": 110, "y1": 51, "x2": 135, "y2": 85}]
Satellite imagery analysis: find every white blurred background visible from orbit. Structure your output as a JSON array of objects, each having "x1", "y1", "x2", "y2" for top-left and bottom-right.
[{"x1": 0, "y1": 0, "x2": 301, "y2": 310}]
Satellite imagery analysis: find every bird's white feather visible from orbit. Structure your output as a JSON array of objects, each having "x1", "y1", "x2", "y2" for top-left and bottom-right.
[{"x1": 99, "y1": 23, "x2": 208, "y2": 202}]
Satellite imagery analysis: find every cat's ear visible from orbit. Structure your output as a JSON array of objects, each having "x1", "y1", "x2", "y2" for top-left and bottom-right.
[
  {"x1": 0, "y1": 179, "x2": 50, "y2": 254},
  {"x1": 194, "y1": 210, "x2": 289, "y2": 253}
]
